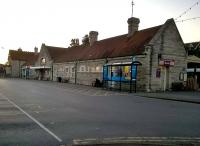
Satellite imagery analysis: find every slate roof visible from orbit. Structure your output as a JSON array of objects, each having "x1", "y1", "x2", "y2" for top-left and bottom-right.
[
  {"x1": 54, "y1": 25, "x2": 162, "y2": 63},
  {"x1": 44, "y1": 45, "x2": 69, "y2": 60},
  {"x1": 9, "y1": 50, "x2": 39, "y2": 65}
]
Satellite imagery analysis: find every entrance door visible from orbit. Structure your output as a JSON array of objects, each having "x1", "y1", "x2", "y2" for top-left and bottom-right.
[
  {"x1": 39, "y1": 70, "x2": 45, "y2": 80},
  {"x1": 164, "y1": 67, "x2": 170, "y2": 91}
]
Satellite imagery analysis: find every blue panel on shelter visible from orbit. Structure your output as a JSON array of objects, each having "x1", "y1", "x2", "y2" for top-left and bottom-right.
[
  {"x1": 103, "y1": 66, "x2": 108, "y2": 80},
  {"x1": 103, "y1": 65, "x2": 137, "y2": 81},
  {"x1": 132, "y1": 65, "x2": 137, "y2": 80}
]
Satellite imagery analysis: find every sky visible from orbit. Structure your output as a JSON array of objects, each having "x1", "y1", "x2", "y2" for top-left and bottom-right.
[{"x1": 0, "y1": 0, "x2": 200, "y2": 64}]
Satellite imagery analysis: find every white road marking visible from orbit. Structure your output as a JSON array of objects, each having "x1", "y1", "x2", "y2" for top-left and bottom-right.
[{"x1": 0, "y1": 93, "x2": 62, "y2": 143}]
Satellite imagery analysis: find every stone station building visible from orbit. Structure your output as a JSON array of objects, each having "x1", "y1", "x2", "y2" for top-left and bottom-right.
[
  {"x1": 8, "y1": 16, "x2": 187, "y2": 92},
  {"x1": 8, "y1": 48, "x2": 39, "y2": 78},
  {"x1": 52, "y1": 17, "x2": 187, "y2": 92},
  {"x1": 33, "y1": 44, "x2": 69, "y2": 80}
]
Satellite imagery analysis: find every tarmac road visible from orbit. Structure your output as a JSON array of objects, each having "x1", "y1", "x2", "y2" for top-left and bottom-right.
[{"x1": 0, "y1": 78, "x2": 200, "y2": 146}]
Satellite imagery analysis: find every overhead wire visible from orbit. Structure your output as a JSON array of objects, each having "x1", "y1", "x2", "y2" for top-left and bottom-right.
[
  {"x1": 175, "y1": 0, "x2": 200, "y2": 20},
  {"x1": 175, "y1": 17, "x2": 200, "y2": 23}
]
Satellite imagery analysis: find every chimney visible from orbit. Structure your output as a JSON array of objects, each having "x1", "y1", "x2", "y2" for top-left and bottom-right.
[
  {"x1": 89, "y1": 31, "x2": 98, "y2": 46},
  {"x1": 18, "y1": 48, "x2": 22, "y2": 51},
  {"x1": 127, "y1": 17, "x2": 140, "y2": 37},
  {"x1": 34, "y1": 47, "x2": 38, "y2": 53}
]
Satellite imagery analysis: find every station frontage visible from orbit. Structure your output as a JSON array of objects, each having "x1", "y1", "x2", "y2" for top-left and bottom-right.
[{"x1": 8, "y1": 17, "x2": 193, "y2": 92}]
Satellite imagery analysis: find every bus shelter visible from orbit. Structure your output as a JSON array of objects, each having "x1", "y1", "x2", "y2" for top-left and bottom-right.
[{"x1": 103, "y1": 61, "x2": 142, "y2": 92}]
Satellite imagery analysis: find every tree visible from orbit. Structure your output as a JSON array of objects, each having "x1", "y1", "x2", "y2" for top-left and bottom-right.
[
  {"x1": 70, "y1": 38, "x2": 79, "y2": 47},
  {"x1": 82, "y1": 35, "x2": 89, "y2": 45},
  {"x1": 186, "y1": 42, "x2": 200, "y2": 57}
]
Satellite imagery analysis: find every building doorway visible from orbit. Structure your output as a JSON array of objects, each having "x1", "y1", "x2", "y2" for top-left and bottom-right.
[{"x1": 164, "y1": 66, "x2": 170, "y2": 91}]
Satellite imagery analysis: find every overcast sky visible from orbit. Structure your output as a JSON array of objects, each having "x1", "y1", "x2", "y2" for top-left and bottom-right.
[{"x1": 0, "y1": 0, "x2": 199, "y2": 64}]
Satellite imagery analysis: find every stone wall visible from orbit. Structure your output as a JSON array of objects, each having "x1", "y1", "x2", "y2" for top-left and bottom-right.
[
  {"x1": 35, "y1": 46, "x2": 53, "y2": 80},
  {"x1": 10, "y1": 60, "x2": 25, "y2": 78},
  {"x1": 76, "y1": 59, "x2": 105, "y2": 85},
  {"x1": 5, "y1": 66, "x2": 11, "y2": 77},
  {"x1": 53, "y1": 62, "x2": 75, "y2": 82},
  {"x1": 135, "y1": 55, "x2": 149, "y2": 91},
  {"x1": 148, "y1": 20, "x2": 187, "y2": 91},
  {"x1": 53, "y1": 56, "x2": 150, "y2": 91},
  {"x1": 53, "y1": 59, "x2": 105, "y2": 85}
]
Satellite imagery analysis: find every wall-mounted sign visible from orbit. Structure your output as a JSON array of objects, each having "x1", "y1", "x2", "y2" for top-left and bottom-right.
[{"x1": 159, "y1": 59, "x2": 175, "y2": 67}]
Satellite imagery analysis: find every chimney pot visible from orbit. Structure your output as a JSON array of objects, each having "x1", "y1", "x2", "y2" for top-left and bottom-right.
[
  {"x1": 34, "y1": 47, "x2": 38, "y2": 53},
  {"x1": 18, "y1": 48, "x2": 22, "y2": 51}
]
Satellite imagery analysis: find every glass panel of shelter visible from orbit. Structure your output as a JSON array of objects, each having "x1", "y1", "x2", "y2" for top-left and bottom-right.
[{"x1": 103, "y1": 64, "x2": 137, "y2": 92}]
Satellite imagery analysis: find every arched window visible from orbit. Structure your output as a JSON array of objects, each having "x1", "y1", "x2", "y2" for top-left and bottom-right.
[{"x1": 41, "y1": 58, "x2": 46, "y2": 65}]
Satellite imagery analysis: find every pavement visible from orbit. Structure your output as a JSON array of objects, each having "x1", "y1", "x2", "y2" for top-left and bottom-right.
[
  {"x1": 135, "y1": 91, "x2": 200, "y2": 104},
  {"x1": 72, "y1": 137, "x2": 200, "y2": 146},
  {"x1": 55, "y1": 81, "x2": 200, "y2": 104},
  {"x1": 50, "y1": 80, "x2": 200, "y2": 104},
  {"x1": 30, "y1": 79, "x2": 200, "y2": 104},
  {"x1": 0, "y1": 78, "x2": 200, "y2": 146}
]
